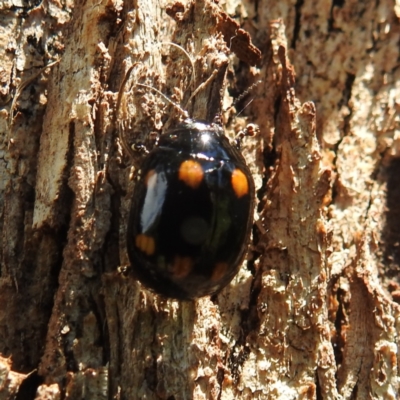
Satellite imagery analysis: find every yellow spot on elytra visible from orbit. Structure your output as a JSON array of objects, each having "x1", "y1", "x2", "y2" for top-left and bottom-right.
[
  {"x1": 179, "y1": 160, "x2": 204, "y2": 189},
  {"x1": 231, "y1": 169, "x2": 249, "y2": 198}
]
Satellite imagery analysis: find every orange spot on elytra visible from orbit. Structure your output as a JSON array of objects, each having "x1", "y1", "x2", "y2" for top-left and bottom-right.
[
  {"x1": 135, "y1": 234, "x2": 155, "y2": 255},
  {"x1": 144, "y1": 169, "x2": 156, "y2": 187},
  {"x1": 211, "y1": 262, "x2": 229, "y2": 282},
  {"x1": 231, "y1": 169, "x2": 249, "y2": 198},
  {"x1": 171, "y1": 256, "x2": 193, "y2": 278},
  {"x1": 179, "y1": 160, "x2": 204, "y2": 189}
]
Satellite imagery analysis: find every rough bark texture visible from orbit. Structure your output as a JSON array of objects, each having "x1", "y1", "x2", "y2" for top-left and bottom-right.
[{"x1": 0, "y1": 0, "x2": 399, "y2": 399}]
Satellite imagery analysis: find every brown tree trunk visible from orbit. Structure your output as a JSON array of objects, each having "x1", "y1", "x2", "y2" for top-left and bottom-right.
[{"x1": 0, "y1": 0, "x2": 399, "y2": 399}]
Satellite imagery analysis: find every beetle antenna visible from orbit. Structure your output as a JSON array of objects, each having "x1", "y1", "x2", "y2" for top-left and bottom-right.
[
  {"x1": 116, "y1": 64, "x2": 140, "y2": 159},
  {"x1": 8, "y1": 59, "x2": 60, "y2": 135},
  {"x1": 159, "y1": 42, "x2": 195, "y2": 91},
  {"x1": 236, "y1": 98, "x2": 254, "y2": 117},
  {"x1": 116, "y1": 64, "x2": 189, "y2": 141},
  {"x1": 136, "y1": 83, "x2": 189, "y2": 120},
  {"x1": 116, "y1": 65, "x2": 189, "y2": 159},
  {"x1": 184, "y1": 69, "x2": 219, "y2": 109},
  {"x1": 224, "y1": 79, "x2": 262, "y2": 114}
]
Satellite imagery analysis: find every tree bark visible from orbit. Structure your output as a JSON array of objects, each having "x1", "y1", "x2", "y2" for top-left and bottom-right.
[{"x1": 0, "y1": 0, "x2": 399, "y2": 399}]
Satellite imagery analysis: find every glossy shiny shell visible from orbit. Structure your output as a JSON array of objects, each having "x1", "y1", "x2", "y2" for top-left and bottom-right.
[{"x1": 127, "y1": 119, "x2": 254, "y2": 300}]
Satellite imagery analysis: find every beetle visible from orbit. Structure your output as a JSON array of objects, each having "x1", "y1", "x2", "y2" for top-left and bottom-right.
[{"x1": 126, "y1": 116, "x2": 255, "y2": 300}]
